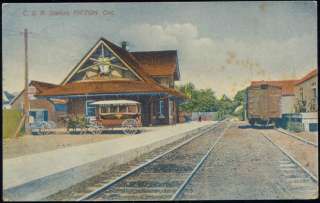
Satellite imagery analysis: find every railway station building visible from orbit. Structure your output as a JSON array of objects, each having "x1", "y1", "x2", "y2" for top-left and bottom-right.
[{"x1": 35, "y1": 38, "x2": 185, "y2": 126}]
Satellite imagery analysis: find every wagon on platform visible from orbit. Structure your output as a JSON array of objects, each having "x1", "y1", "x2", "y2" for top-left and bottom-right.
[
  {"x1": 89, "y1": 100, "x2": 142, "y2": 135},
  {"x1": 30, "y1": 120, "x2": 57, "y2": 135}
]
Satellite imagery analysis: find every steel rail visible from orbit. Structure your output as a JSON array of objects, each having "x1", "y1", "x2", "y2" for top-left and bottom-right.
[
  {"x1": 78, "y1": 119, "x2": 227, "y2": 201},
  {"x1": 261, "y1": 132, "x2": 318, "y2": 183},
  {"x1": 276, "y1": 128, "x2": 318, "y2": 147},
  {"x1": 170, "y1": 123, "x2": 230, "y2": 200}
]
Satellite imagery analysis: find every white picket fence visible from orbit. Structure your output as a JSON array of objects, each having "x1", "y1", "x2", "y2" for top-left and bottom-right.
[{"x1": 191, "y1": 112, "x2": 218, "y2": 121}]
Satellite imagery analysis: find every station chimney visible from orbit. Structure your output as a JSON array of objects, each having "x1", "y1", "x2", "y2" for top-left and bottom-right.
[{"x1": 121, "y1": 41, "x2": 129, "y2": 51}]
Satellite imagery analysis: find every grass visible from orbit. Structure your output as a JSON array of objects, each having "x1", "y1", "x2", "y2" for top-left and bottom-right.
[{"x1": 3, "y1": 109, "x2": 24, "y2": 139}]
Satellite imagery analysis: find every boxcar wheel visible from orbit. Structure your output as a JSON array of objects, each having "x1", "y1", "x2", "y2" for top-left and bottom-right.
[{"x1": 249, "y1": 119, "x2": 255, "y2": 127}]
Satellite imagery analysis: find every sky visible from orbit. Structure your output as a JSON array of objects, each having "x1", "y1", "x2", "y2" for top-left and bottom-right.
[{"x1": 2, "y1": 2, "x2": 317, "y2": 98}]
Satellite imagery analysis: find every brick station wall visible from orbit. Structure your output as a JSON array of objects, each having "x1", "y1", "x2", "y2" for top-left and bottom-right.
[
  {"x1": 30, "y1": 99, "x2": 56, "y2": 122},
  {"x1": 67, "y1": 98, "x2": 85, "y2": 116},
  {"x1": 10, "y1": 94, "x2": 57, "y2": 123}
]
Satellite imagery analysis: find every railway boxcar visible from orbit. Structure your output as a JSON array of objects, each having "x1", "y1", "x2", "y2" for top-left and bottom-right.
[{"x1": 246, "y1": 84, "x2": 282, "y2": 127}]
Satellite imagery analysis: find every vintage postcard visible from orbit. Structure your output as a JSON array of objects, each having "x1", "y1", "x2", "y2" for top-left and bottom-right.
[{"x1": 2, "y1": 2, "x2": 318, "y2": 201}]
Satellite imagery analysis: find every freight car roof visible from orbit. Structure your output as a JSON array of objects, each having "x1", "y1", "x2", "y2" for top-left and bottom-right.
[{"x1": 250, "y1": 80, "x2": 297, "y2": 96}]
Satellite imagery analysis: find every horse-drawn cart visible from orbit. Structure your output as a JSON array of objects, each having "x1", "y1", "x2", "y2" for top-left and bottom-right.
[
  {"x1": 67, "y1": 100, "x2": 142, "y2": 135},
  {"x1": 92, "y1": 100, "x2": 142, "y2": 135}
]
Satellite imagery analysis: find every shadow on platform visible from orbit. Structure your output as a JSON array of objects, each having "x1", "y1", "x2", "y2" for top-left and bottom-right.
[{"x1": 238, "y1": 125, "x2": 275, "y2": 130}]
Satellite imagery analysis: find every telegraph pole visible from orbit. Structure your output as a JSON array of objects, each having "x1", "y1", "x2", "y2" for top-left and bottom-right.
[{"x1": 24, "y1": 28, "x2": 30, "y2": 134}]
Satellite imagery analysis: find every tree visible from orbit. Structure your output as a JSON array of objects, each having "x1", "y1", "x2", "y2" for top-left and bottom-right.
[
  {"x1": 176, "y1": 83, "x2": 218, "y2": 112},
  {"x1": 176, "y1": 82, "x2": 195, "y2": 99},
  {"x1": 176, "y1": 83, "x2": 248, "y2": 120},
  {"x1": 192, "y1": 89, "x2": 218, "y2": 112},
  {"x1": 216, "y1": 94, "x2": 234, "y2": 119},
  {"x1": 231, "y1": 88, "x2": 247, "y2": 120},
  {"x1": 233, "y1": 89, "x2": 246, "y2": 107}
]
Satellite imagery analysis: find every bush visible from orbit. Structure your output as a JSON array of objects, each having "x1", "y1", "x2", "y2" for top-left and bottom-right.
[
  {"x1": 211, "y1": 112, "x2": 219, "y2": 121},
  {"x1": 287, "y1": 121, "x2": 304, "y2": 133},
  {"x1": 232, "y1": 108, "x2": 244, "y2": 121},
  {"x1": 3, "y1": 109, "x2": 24, "y2": 139},
  {"x1": 216, "y1": 111, "x2": 226, "y2": 121},
  {"x1": 66, "y1": 115, "x2": 89, "y2": 132}
]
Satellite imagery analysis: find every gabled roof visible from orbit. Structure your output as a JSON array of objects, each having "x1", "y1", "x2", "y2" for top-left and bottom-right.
[
  {"x1": 295, "y1": 69, "x2": 317, "y2": 85},
  {"x1": 39, "y1": 37, "x2": 184, "y2": 99},
  {"x1": 3, "y1": 91, "x2": 15, "y2": 104},
  {"x1": 61, "y1": 38, "x2": 181, "y2": 85},
  {"x1": 3, "y1": 92, "x2": 9, "y2": 104},
  {"x1": 251, "y1": 80, "x2": 298, "y2": 96},
  {"x1": 61, "y1": 38, "x2": 157, "y2": 85},
  {"x1": 131, "y1": 50, "x2": 180, "y2": 80},
  {"x1": 100, "y1": 38, "x2": 155, "y2": 83},
  {"x1": 9, "y1": 80, "x2": 58, "y2": 105},
  {"x1": 30, "y1": 80, "x2": 58, "y2": 93},
  {"x1": 37, "y1": 80, "x2": 185, "y2": 98}
]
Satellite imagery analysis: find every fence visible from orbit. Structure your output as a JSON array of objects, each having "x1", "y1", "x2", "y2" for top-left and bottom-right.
[{"x1": 191, "y1": 112, "x2": 219, "y2": 121}]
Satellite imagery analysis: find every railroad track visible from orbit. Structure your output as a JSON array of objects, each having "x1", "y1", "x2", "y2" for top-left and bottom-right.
[
  {"x1": 78, "y1": 121, "x2": 230, "y2": 201},
  {"x1": 261, "y1": 132, "x2": 318, "y2": 199},
  {"x1": 276, "y1": 128, "x2": 318, "y2": 147},
  {"x1": 45, "y1": 121, "x2": 225, "y2": 201}
]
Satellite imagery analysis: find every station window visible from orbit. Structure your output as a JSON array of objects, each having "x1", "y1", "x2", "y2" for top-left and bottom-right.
[
  {"x1": 299, "y1": 87, "x2": 304, "y2": 100},
  {"x1": 159, "y1": 100, "x2": 165, "y2": 116},
  {"x1": 85, "y1": 100, "x2": 96, "y2": 117},
  {"x1": 312, "y1": 87, "x2": 317, "y2": 98},
  {"x1": 54, "y1": 104, "x2": 67, "y2": 112}
]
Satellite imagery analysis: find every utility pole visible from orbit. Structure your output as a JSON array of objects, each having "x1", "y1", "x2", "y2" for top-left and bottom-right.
[{"x1": 24, "y1": 28, "x2": 30, "y2": 134}]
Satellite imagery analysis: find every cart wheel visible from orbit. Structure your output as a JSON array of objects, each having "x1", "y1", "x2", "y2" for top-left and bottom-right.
[
  {"x1": 40, "y1": 126, "x2": 47, "y2": 135},
  {"x1": 99, "y1": 123, "x2": 104, "y2": 134},
  {"x1": 122, "y1": 119, "x2": 138, "y2": 135},
  {"x1": 47, "y1": 121, "x2": 56, "y2": 129},
  {"x1": 90, "y1": 126, "x2": 100, "y2": 135},
  {"x1": 92, "y1": 123, "x2": 103, "y2": 135}
]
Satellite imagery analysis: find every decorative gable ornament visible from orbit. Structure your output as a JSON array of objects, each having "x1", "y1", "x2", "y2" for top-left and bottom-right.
[
  {"x1": 79, "y1": 45, "x2": 128, "y2": 79},
  {"x1": 66, "y1": 41, "x2": 140, "y2": 83}
]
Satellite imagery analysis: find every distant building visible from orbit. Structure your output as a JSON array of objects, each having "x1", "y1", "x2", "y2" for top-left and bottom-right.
[
  {"x1": 294, "y1": 69, "x2": 318, "y2": 113},
  {"x1": 9, "y1": 81, "x2": 68, "y2": 126},
  {"x1": 293, "y1": 69, "x2": 318, "y2": 132},
  {"x1": 2, "y1": 91, "x2": 15, "y2": 109}
]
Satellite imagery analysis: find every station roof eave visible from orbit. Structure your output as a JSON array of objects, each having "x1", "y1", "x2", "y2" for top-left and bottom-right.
[
  {"x1": 35, "y1": 80, "x2": 186, "y2": 99},
  {"x1": 36, "y1": 92, "x2": 172, "y2": 99}
]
